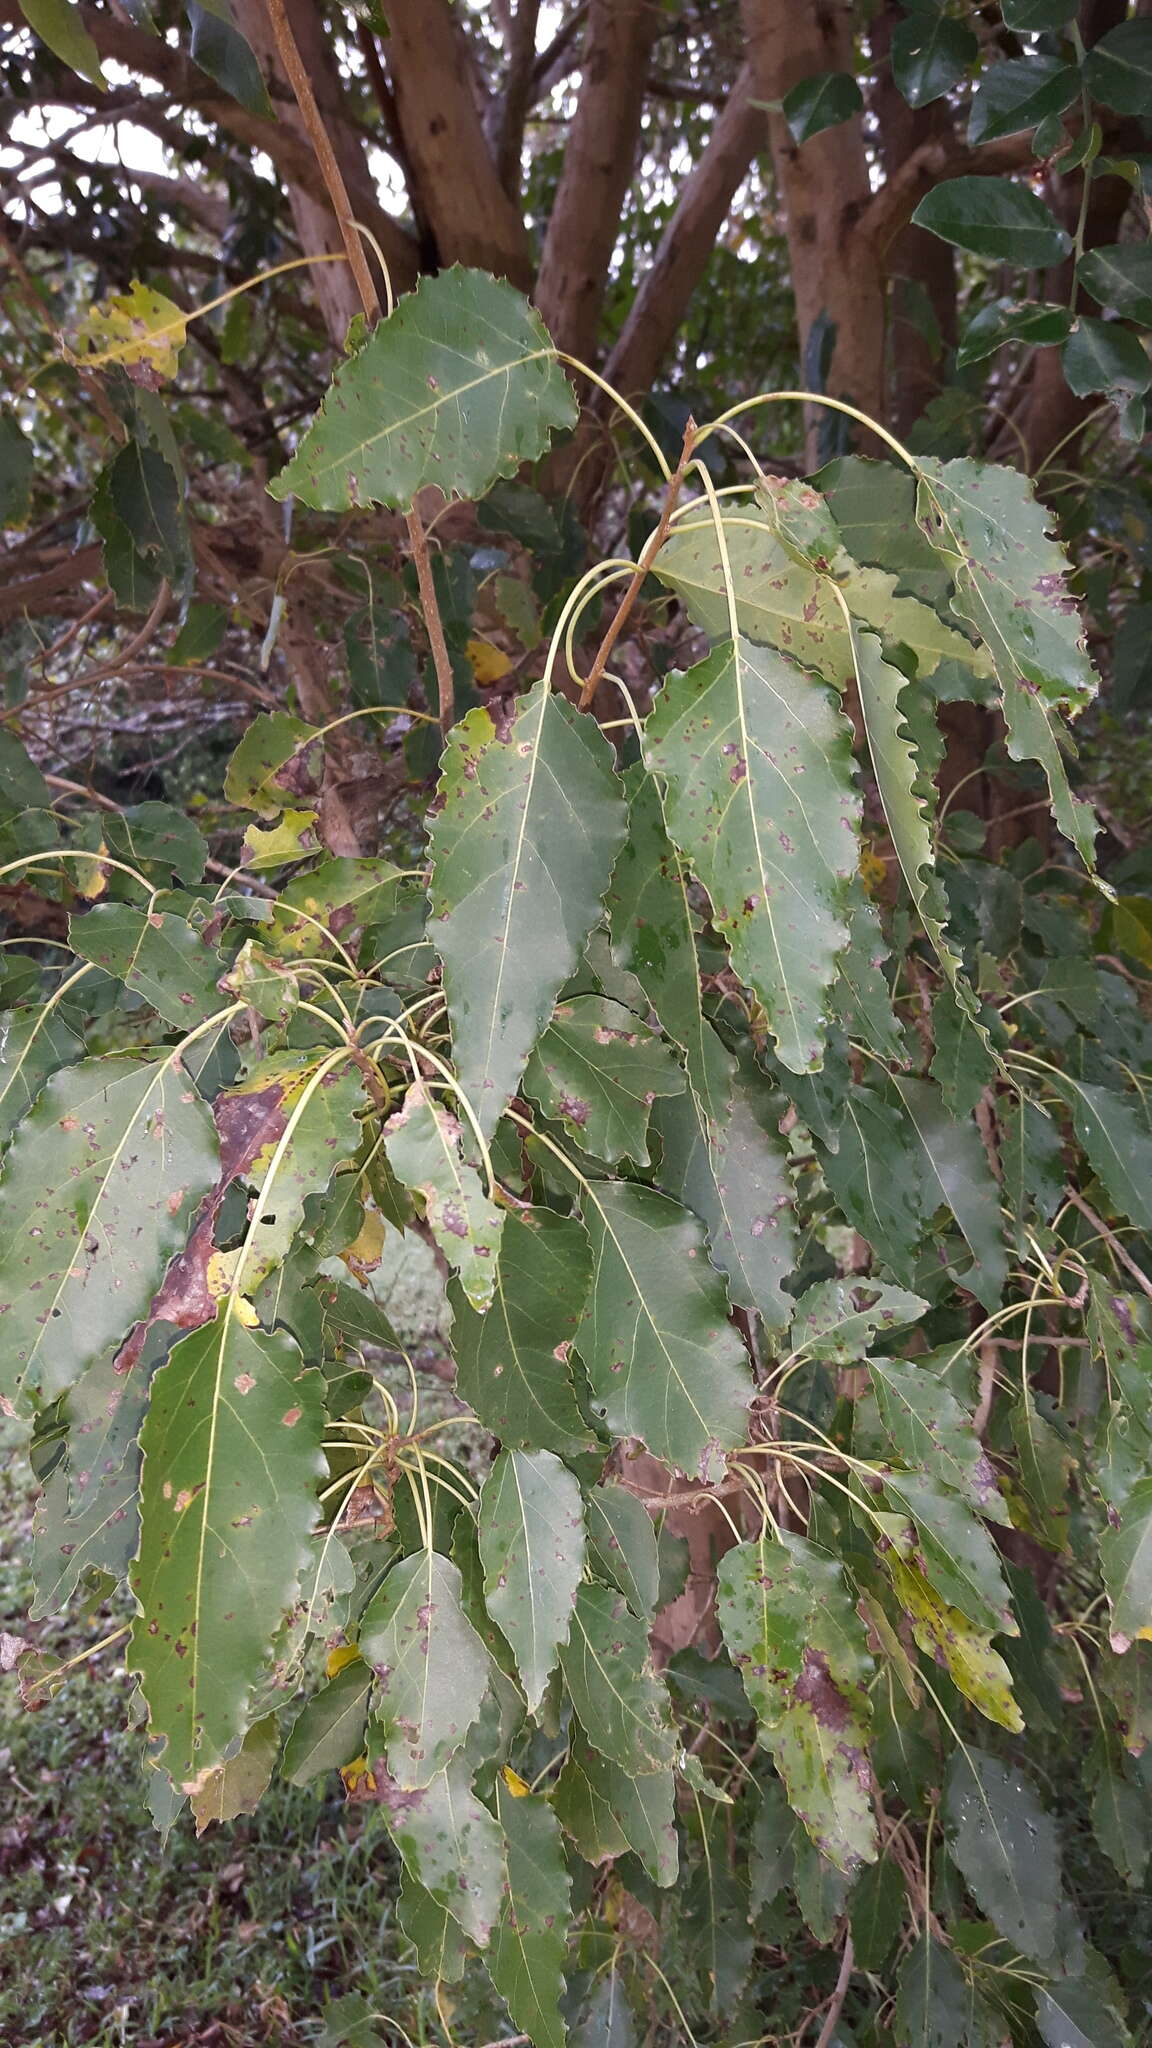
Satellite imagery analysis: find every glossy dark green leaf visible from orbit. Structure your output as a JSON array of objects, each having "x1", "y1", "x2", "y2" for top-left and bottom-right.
[
  {"x1": 553, "y1": 1731, "x2": 678, "y2": 1884},
  {"x1": 360, "y1": 1551, "x2": 490, "y2": 1785},
  {"x1": 968, "y1": 56, "x2": 1079, "y2": 143},
  {"x1": 430, "y1": 682, "x2": 624, "y2": 1139},
  {"x1": 894, "y1": 1934, "x2": 999, "y2": 2048},
  {"x1": 885, "y1": 1471, "x2": 1014, "y2": 1633},
  {"x1": 130, "y1": 1317, "x2": 325, "y2": 1789},
  {"x1": 913, "y1": 177, "x2": 1071, "y2": 267},
  {"x1": 70, "y1": 906, "x2": 224, "y2": 1028},
  {"x1": 955, "y1": 298, "x2": 1074, "y2": 368},
  {"x1": 717, "y1": 1532, "x2": 876, "y2": 1872},
  {"x1": 272, "y1": 269, "x2": 575, "y2": 510},
  {"x1": 584, "y1": 1483, "x2": 660, "y2": 1620},
  {"x1": 1002, "y1": 0, "x2": 1071, "y2": 22},
  {"x1": 1053, "y1": 1075, "x2": 1152, "y2": 1232},
  {"x1": 478, "y1": 1448, "x2": 584, "y2": 1713},
  {"x1": 577, "y1": 1179, "x2": 752, "y2": 1481},
  {"x1": 185, "y1": 0, "x2": 269, "y2": 112},
  {"x1": 558, "y1": 1581, "x2": 677, "y2": 1775},
  {"x1": 851, "y1": 1852, "x2": 905, "y2": 1970},
  {"x1": 282, "y1": 1659, "x2": 372, "y2": 1785},
  {"x1": 645, "y1": 636, "x2": 860, "y2": 1074},
  {"x1": 944, "y1": 1748, "x2": 1064, "y2": 1964},
  {"x1": 1084, "y1": 19, "x2": 1152, "y2": 116},
  {"x1": 523, "y1": 994, "x2": 683, "y2": 1164},
  {"x1": 872, "y1": 1359, "x2": 1008, "y2": 1524},
  {"x1": 1001, "y1": 1095, "x2": 1065, "y2": 1226},
  {"x1": 892, "y1": 14, "x2": 976, "y2": 106},
  {"x1": 450, "y1": 1206, "x2": 594, "y2": 1455},
  {"x1": 1064, "y1": 319, "x2": 1152, "y2": 401},
  {"x1": 895, "y1": 1077, "x2": 1006, "y2": 1308},
  {"x1": 487, "y1": 1783, "x2": 571, "y2": 2048},
  {"x1": 384, "y1": 1081, "x2": 503, "y2": 1309},
  {"x1": 1078, "y1": 245, "x2": 1152, "y2": 328},
  {"x1": 0, "y1": 1054, "x2": 218, "y2": 1411},
  {"x1": 782, "y1": 70, "x2": 862, "y2": 142}
]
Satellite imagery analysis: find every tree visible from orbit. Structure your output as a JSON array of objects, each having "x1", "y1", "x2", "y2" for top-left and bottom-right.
[{"x1": 2, "y1": 2, "x2": 1152, "y2": 2044}]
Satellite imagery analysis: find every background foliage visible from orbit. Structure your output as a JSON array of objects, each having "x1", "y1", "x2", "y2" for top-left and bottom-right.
[{"x1": 2, "y1": 1, "x2": 1152, "y2": 2045}]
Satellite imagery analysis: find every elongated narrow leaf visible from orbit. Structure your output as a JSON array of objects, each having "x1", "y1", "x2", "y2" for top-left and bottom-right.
[
  {"x1": 360, "y1": 1551, "x2": 490, "y2": 1785},
  {"x1": 130, "y1": 1315, "x2": 325, "y2": 1789},
  {"x1": 523, "y1": 994, "x2": 684, "y2": 1164},
  {"x1": 885, "y1": 1557, "x2": 1022, "y2": 1731},
  {"x1": 385, "y1": 1081, "x2": 503, "y2": 1309},
  {"x1": 1101, "y1": 1479, "x2": 1152, "y2": 1649},
  {"x1": 895, "y1": 1078, "x2": 1007, "y2": 1309},
  {"x1": 0, "y1": 1055, "x2": 218, "y2": 1411},
  {"x1": 398, "y1": 1867, "x2": 469, "y2": 1985},
  {"x1": 944, "y1": 1748, "x2": 1064, "y2": 1966},
  {"x1": 885, "y1": 1471, "x2": 1014, "y2": 1635},
  {"x1": 478, "y1": 1449, "x2": 584, "y2": 1712},
  {"x1": 645, "y1": 636, "x2": 860, "y2": 1073},
  {"x1": 19, "y1": 0, "x2": 106, "y2": 87},
  {"x1": 371, "y1": 1752, "x2": 505, "y2": 1946},
  {"x1": 430, "y1": 681, "x2": 625, "y2": 1138},
  {"x1": 871, "y1": 1359, "x2": 1008, "y2": 1524},
  {"x1": 815, "y1": 1084, "x2": 927, "y2": 1280},
  {"x1": 717, "y1": 1532, "x2": 876, "y2": 1873},
  {"x1": 894, "y1": 1934, "x2": 1001, "y2": 2048},
  {"x1": 0, "y1": 1001, "x2": 83, "y2": 1148},
  {"x1": 487, "y1": 1782, "x2": 572, "y2": 2048},
  {"x1": 1053, "y1": 1076, "x2": 1152, "y2": 1232},
  {"x1": 577, "y1": 1179, "x2": 752, "y2": 1481},
  {"x1": 282, "y1": 1659, "x2": 372, "y2": 1785},
  {"x1": 559, "y1": 1581, "x2": 677, "y2": 1775},
  {"x1": 271, "y1": 269, "x2": 576, "y2": 510},
  {"x1": 832, "y1": 882, "x2": 907, "y2": 1064},
  {"x1": 554, "y1": 1731, "x2": 678, "y2": 1884},
  {"x1": 450, "y1": 1206, "x2": 594, "y2": 1455},
  {"x1": 584, "y1": 1483, "x2": 660, "y2": 1620}
]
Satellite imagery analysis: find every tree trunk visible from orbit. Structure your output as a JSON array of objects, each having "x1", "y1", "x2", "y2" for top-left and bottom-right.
[{"x1": 870, "y1": 6, "x2": 957, "y2": 438}]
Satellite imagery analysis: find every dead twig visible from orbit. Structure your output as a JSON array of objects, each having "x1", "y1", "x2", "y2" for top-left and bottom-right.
[{"x1": 813, "y1": 1932, "x2": 854, "y2": 2048}]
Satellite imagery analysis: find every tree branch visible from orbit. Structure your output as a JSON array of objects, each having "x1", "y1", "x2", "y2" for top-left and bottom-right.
[{"x1": 487, "y1": 0, "x2": 541, "y2": 197}]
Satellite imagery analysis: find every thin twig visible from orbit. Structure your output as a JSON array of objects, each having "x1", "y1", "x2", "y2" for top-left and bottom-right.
[
  {"x1": 262, "y1": 0, "x2": 380, "y2": 324},
  {"x1": 813, "y1": 1932, "x2": 854, "y2": 2048},
  {"x1": 1065, "y1": 1187, "x2": 1152, "y2": 1303},
  {"x1": 406, "y1": 498, "x2": 456, "y2": 734},
  {"x1": 577, "y1": 417, "x2": 696, "y2": 710}
]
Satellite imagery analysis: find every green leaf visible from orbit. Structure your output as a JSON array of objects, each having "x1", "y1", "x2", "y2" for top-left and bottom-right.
[
  {"x1": 1052, "y1": 1076, "x2": 1152, "y2": 1232},
  {"x1": 1034, "y1": 1974, "x2": 1132, "y2": 2048},
  {"x1": 968, "y1": 57, "x2": 1080, "y2": 143},
  {"x1": 1079, "y1": 245, "x2": 1152, "y2": 327},
  {"x1": 185, "y1": 0, "x2": 270, "y2": 114},
  {"x1": 371, "y1": 1752, "x2": 505, "y2": 1947},
  {"x1": 94, "y1": 441, "x2": 190, "y2": 604},
  {"x1": 384, "y1": 1081, "x2": 503, "y2": 1310},
  {"x1": 789, "y1": 1278, "x2": 929, "y2": 1365},
  {"x1": 850, "y1": 1853, "x2": 905, "y2": 1970},
  {"x1": 224, "y1": 712, "x2": 322, "y2": 817},
  {"x1": 523, "y1": 995, "x2": 683, "y2": 1164},
  {"x1": 430, "y1": 682, "x2": 625, "y2": 1140},
  {"x1": 282, "y1": 1659, "x2": 372, "y2": 1785},
  {"x1": 0, "y1": 1054, "x2": 218, "y2": 1411},
  {"x1": 1101, "y1": 1479, "x2": 1152, "y2": 1650},
  {"x1": 645, "y1": 637, "x2": 860, "y2": 1074},
  {"x1": 815, "y1": 1085, "x2": 927, "y2": 1281},
  {"x1": 1084, "y1": 19, "x2": 1152, "y2": 116},
  {"x1": 576, "y1": 1179, "x2": 752, "y2": 1482},
  {"x1": 558, "y1": 1581, "x2": 677, "y2": 1775},
  {"x1": 930, "y1": 988, "x2": 997, "y2": 1119},
  {"x1": 19, "y1": 0, "x2": 106, "y2": 84},
  {"x1": 170, "y1": 600, "x2": 227, "y2": 668},
  {"x1": 717, "y1": 1532, "x2": 876, "y2": 1873},
  {"x1": 1002, "y1": 0, "x2": 1071, "y2": 23},
  {"x1": 553, "y1": 1732, "x2": 678, "y2": 1884},
  {"x1": 912, "y1": 177, "x2": 1071, "y2": 267},
  {"x1": 781, "y1": 70, "x2": 863, "y2": 143},
  {"x1": 271, "y1": 269, "x2": 576, "y2": 510},
  {"x1": 956, "y1": 298, "x2": 1074, "y2": 369},
  {"x1": 0, "y1": 1002, "x2": 83, "y2": 1149},
  {"x1": 1092, "y1": 1764, "x2": 1150, "y2": 1888},
  {"x1": 103, "y1": 802, "x2": 207, "y2": 885},
  {"x1": 571, "y1": 1975, "x2": 636, "y2": 2048},
  {"x1": 360, "y1": 1551, "x2": 490, "y2": 1786},
  {"x1": 584, "y1": 1484, "x2": 660, "y2": 1620},
  {"x1": 450, "y1": 1206, "x2": 594, "y2": 1457},
  {"x1": 1001, "y1": 1097, "x2": 1065, "y2": 1226},
  {"x1": 0, "y1": 408, "x2": 34, "y2": 522},
  {"x1": 130, "y1": 1316, "x2": 325, "y2": 1789},
  {"x1": 487, "y1": 1783, "x2": 571, "y2": 2048},
  {"x1": 884, "y1": 1472, "x2": 1014, "y2": 1633},
  {"x1": 832, "y1": 882, "x2": 907, "y2": 1063},
  {"x1": 0, "y1": 730, "x2": 51, "y2": 816},
  {"x1": 226, "y1": 1058, "x2": 366, "y2": 1291},
  {"x1": 70, "y1": 906, "x2": 224, "y2": 1028},
  {"x1": 190, "y1": 1714, "x2": 279, "y2": 1833},
  {"x1": 1063, "y1": 319, "x2": 1152, "y2": 400},
  {"x1": 946, "y1": 1750, "x2": 1069, "y2": 1967},
  {"x1": 478, "y1": 1448, "x2": 584, "y2": 1713},
  {"x1": 872, "y1": 1359, "x2": 1008, "y2": 1524},
  {"x1": 894, "y1": 1934, "x2": 999, "y2": 2048},
  {"x1": 397, "y1": 1867, "x2": 469, "y2": 1985},
  {"x1": 892, "y1": 14, "x2": 976, "y2": 106},
  {"x1": 894, "y1": 1078, "x2": 1007, "y2": 1309}
]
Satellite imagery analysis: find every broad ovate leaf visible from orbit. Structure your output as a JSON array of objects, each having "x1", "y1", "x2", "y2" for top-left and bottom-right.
[
  {"x1": 559, "y1": 1581, "x2": 677, "y2": 1775},
  {"x1": 523, "y1": 994, "x2": 684, "y2": 1164},
  {"x1": 270, "y1": 267, "x2": 576, "y2": 510},
  {"x1": 1101, "y1": 1479, "x2": 1152, "y2": 1650},
  {"x1": 478, "y1": 1448, "x2": 585, "y2": 1712},
  {"x1": 944, "y1": 1749, "x2": 1066, "y2": 1966},
  {"x1": 0, "y1": 1000, "x2": 83, "y2": 1148},
  {"x1": 644, "y1": 636, "x2": 860, "y2": 1074},
  {"x1": 0, "y1": 1054, "x2": 218, "y2": 1411},
  {"x1": 430, "y1": 680, "x2": 626, "y2": 1138},
  {"x1": 384, "y1": 1081, "x2": 503, "y2": 1309},
  {"x1": 370, "y1": 1751, "x2": 505, "y2": 1947},
  {"x1": 717, "y1": 1532, "x2": 876, "y2": 1874},
  {"x1": 129, "y1": 1315, "x2": 325, "y2": 1790},
  {"x1": 360, "y1": 1551, "x2": 490, "y2": 1785},
  {"x1": 577, "y1": 1179, "x2": 752, "y2": 1481}
]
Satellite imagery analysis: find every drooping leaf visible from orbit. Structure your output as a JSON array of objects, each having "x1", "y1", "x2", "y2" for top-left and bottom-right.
[
  {"x1": 955, "y1": 299, "x2": 1075, "y2": 369},
  {"x1": 0, "y1": 1002, "x2": 83, "y2": 1148},
  {"x1": 894, "y1": 1934, "x2": 1000, "y2": 2048},
  {"x1": 449, "y1": 1206, "x2": 595, "y2": 1456},
  {"x1": 1001, "y1": 1096, "x2": 1066, "y2": 1228},
  {"x1": 1052, "y1": 1076, "x2": 1152, "y2": 1232},
  {"x1": 894, "y1": 1077, "x2": 1007, "y2": 1309},
  {"x1": 1079, "y1": 245, "x2": 1152, "y2": 327},
  {"x1": 892, "y1": 13, "x2": 976, "y2": 106},
  {"x1": 871, "y1": 1359, "x2": 1008, "y2": 1524},
  {"x1": 885, "y1": 1557, "x2": 1023, "y2": 1731},
  {"x1": 930, "y1": 987, "x2": 997, "y2": 1119},
  {"x1": 584, "y1": 1484, "x2": 660, "y2": 1620},
  {"x1": 781, "y1": 70, "x2": 862, "y2": 143},
  {"x1": 832, "y1": 881, "x2": 907, "y2": 1064},
  {"x1": 1063, "y1": 319, "x2": 1152, "y2": 403},
  {"x1": 282, "y1": 1659, "x2": 372, "y2": 1785},
  {"x1": 0, "y1": 1054, "x2": 218, "y2": 1411},
  {"x1": 185, "y1": 0, "x2": 270, "y2": 114},
  {"x1": 371, "y1": 1752, "x2": 505, "y2": 1947},
  {"x1": 850, "y1": 1853, "x2": 906, "y2": 1971},
  {"x1": 70, "y1": 906, "x2": 224, "y2": 1028},
  {"x1": 717, "y1": 1532, "x2": 876, "y2": 1873},
  {"x1": 523, "y1": 994, "x2": 684, "y2": 1164},
  {"x1": 1092, "y1": 1764, "x2": 1150, "y2": 1888},
  {"x1": 18, "y1": 0, "x2": 106, "y2": 86},
  {"x1": 478, "y1": 1448, "x2": 585, "y2": 1713},
  {"x1": 360, "y1": 1551, "x2": 490, "y2": 1786},
  {"x1": 1033, "y1": 1973, "x2": 1132, "y2": 2048},
  {"x1": 570, "y1": 1974, "x2": 637, "y2": 2048},
  {"x1": 576, "y1": 1179, "x2": 752, "y2": 1482},
  {"x1": 384, "y1": 1081, "x2": 503, "y2": 1309},
  {"x1": 884, "y1": 1471, "x2": 1014, "y2": 1634},
  {"x1": 814, "y1": 1084, "x2": 927, "y2": 1281},
  {"x1": 398, "y1": 1867, "x2": 469, "y2": 1985},
  {"x1": 553, "y1": 1732, "x2": 678, "y2": 1885},
  {"x1": 430, "y1": 682, "x2": 625, "y2": 1139},
  {"x1": 558, "y1": 1581, "x2": 677, "y2": 1775},
  {"x1": 129, "y1": 1315, "x2": 325, "y2": 1790},
  {"x1": 271, "y1": 268, "x2": 576, "y2": 510},
  {"x1": 0, "y1": 408, "x2": 34, "y2": 522},
  {"x1": 487, "y1": 1782, "x2": 572, "y2": 2048},
  {"x1": 912, "y1": 178, "x2": 1072, "y2": 267},
  {"x1": 944, "y1": 1748, "x2": 1065, "y2": 1965},
  {"x1": 190, "y1": 1715, "x2": 279, "y2": 1833},
  {"x1": 645, "y1": 636, "x2": 860, "y2": 1073},
  {"x1": 1101, "y1": 1479, "x2": 1152, "y2": 1649}
]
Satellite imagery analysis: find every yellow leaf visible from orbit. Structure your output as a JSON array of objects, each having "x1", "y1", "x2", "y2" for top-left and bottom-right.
[
  {"x1": 242, "y1": 809, "x2": 321, "y2": 870},
  {"x1": 859, "y1": 844, "x2": 887, "y2": 898},
  {"x1": 74, "y1": 843, "x2": 109, "y2": 900},
  {"x1": 341, "y1": 1753, "x2": 373, "y2": 1794},
  {"x1": 340, "y1": 1207, "x2": 386, "y2": 1279},
  {"x1": 74, "y1": 281, "x2": 187, "y2": 381},
  {"x1": 466, "y1": 636, "x2": 513, "y2": 686},
  {"x1": 501, "y1": 1765, "x2": 533, "y2": 1797},
  {"x1": 886, "y1": 1556, "x2": 1023, "y2": 1733},
  {"x1": 326, "y1": 1642, "x2": 362, "y2": 1678}
]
